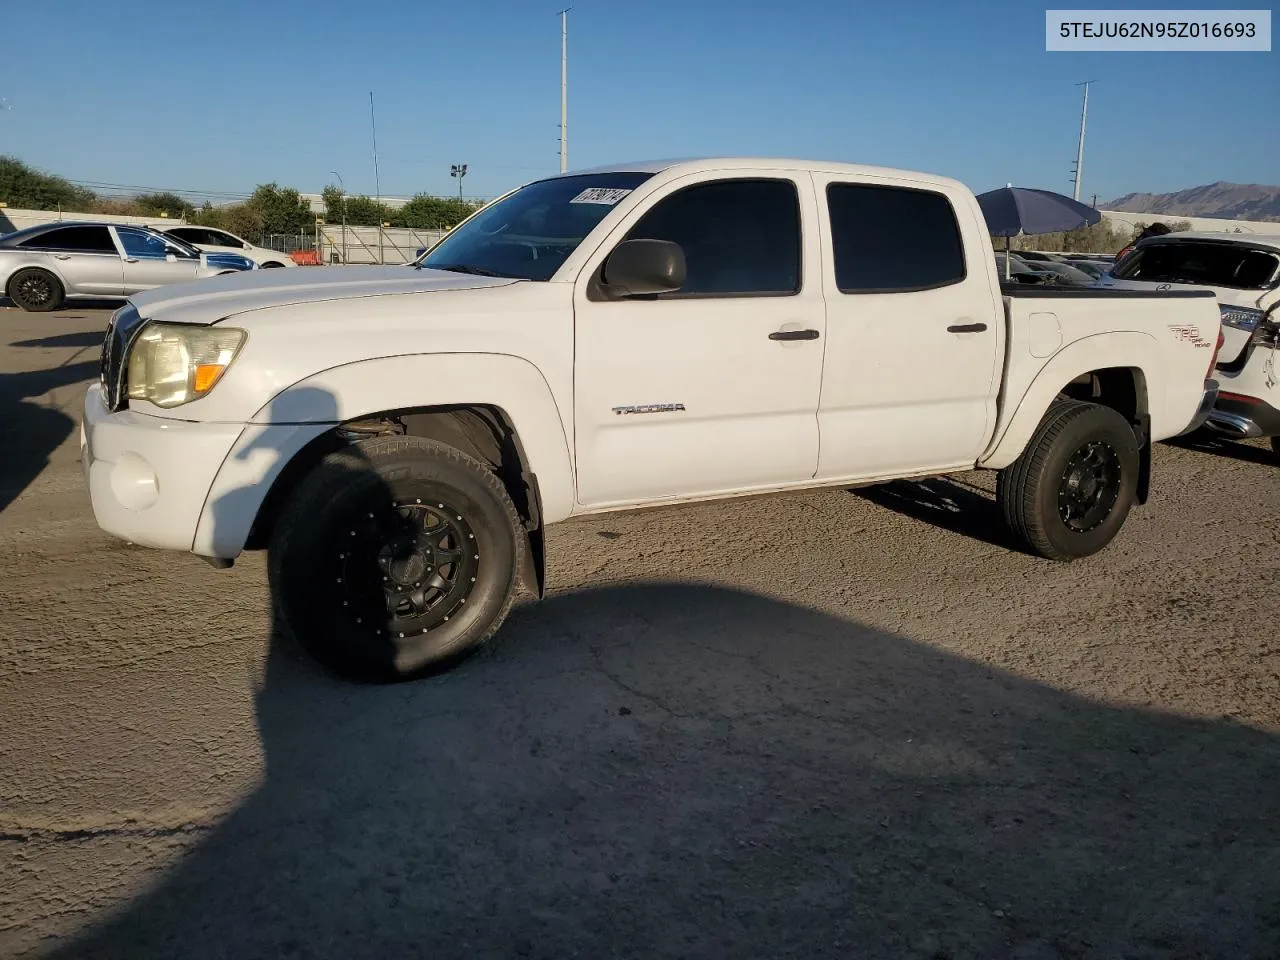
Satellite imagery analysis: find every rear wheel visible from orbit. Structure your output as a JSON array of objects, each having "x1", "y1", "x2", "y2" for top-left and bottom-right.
[
  {"x1": 268, "y1": 435, "x2": 524, "y2": 681},
  {"x1": 1271, "y1": 437, "x2": 1279, "y2": 463},
  {"x1": 7, "y1": 268, "x2": 64, "y2": 312},
  {"x1": 997, "y1": 399, "x2": 1139, "y2": 561}
]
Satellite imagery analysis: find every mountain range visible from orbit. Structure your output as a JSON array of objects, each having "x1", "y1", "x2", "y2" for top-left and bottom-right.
[{"x1": 1104, "y1": 182, "x2": 1280, "y2": 222}]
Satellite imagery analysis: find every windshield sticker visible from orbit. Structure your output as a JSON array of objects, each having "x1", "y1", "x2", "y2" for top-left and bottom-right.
[{"x1": 569, "y1": 187, "x2": 633, "y2": 205}]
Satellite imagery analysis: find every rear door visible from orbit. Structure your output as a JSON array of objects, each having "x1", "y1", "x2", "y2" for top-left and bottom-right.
[
  {"x1": 572, "y1": 172, "x2": 826, "y2": 506},
  {"x1": 113, "y1": 227, "x2": 201, "y2": 291},
  {"x1": 811, "y1": 176, "x2": 1003, "y2": 479},
  {"x1": 15, "y1": 225, "x2": 123, "y2": 295}
]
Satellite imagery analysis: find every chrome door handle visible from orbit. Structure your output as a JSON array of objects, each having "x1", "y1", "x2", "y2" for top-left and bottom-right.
[
  {"x1": 54, "y1": 254, "x2": 72, "y2": 260},
  {"x1": 125, "y1": 258, "x2": 139, "y2": 263}
]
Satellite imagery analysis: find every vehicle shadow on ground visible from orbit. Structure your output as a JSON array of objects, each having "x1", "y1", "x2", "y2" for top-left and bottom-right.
[
  {"x1": 0, "y1": 297, "x2": 125, "y2": 313},
  {"x1": 39, "y1": 439, "x2": 1280, "y2": 959},
  {"x1": 0, "y1": 352, "x2": 98, "y2": 514},
  {"x1": 11, "y1": 331, "x2": 106, "y2": 350},
  {"x1": 1164, "y1": 432, "x2": 1278, "y2": 468},
  {"x1": 853, "y1": 477, "x2": 1021, "y2": 552}
]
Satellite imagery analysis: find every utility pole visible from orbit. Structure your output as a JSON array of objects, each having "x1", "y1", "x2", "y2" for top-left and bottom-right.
[
  {"x1": 329, "y1": 170, "x2": 346, "y2": 264},
  {"x1": 1071, "y1": 80, "x2": 1093, "y2": 202},
  {"x1": 559, "y1": 8, "x2": 570, "y2": 173},
  {"x1": 370, "y1": 91, "x2": 382, "y2": 264}
]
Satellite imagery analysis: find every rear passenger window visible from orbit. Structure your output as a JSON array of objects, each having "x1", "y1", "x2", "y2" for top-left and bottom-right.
[
  {"x1": 18, "y1": 225, "x2": 117, "y2": 254},
  {"x1": 826, "y1": 183, "x2": 965, "y2": 293},
  {"x1": 623, "y1": 179, "x2": 801, "y2": 296}
]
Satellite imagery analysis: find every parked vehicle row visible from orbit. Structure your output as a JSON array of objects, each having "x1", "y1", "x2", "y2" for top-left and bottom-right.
[
  {"x1": 151, "y1": 224, "x2": 298, "y2": 269},
  {"x1": 1001, "y1": 250, "x2": 1116, "y2": 287},
  {"x1": 0, "y1": 222, "x2": 257, "y2": 312},
  {"x1": 81, "y1": 157, "x2": 1225, "y2": 682}
]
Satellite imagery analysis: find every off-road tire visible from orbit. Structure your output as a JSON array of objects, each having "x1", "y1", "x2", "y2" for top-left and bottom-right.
[
  {"x1": 268, "y1": 435, "x2": 525, "y2": 682},
  {"x1": 7, "y1": 268, "x2": 65, "y2": 312},
  {"x1": 997, "y1": 399, "x2": 1139, "y2": 561}
]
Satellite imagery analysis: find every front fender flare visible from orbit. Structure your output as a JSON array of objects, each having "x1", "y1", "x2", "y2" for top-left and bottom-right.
[
  {"x1": 191, "y1": 353, "x2": 575, "y2": 559},
  {"x1": 980, "y1": 332, "x2": 1159, "y2": 471}
]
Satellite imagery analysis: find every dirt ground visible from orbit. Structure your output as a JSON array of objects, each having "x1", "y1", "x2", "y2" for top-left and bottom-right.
[{"x1": 1, "y1": 304, "x2": 1277, "y2": 960}]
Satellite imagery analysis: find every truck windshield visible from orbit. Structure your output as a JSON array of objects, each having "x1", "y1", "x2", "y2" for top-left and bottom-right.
[
  {"x1": 418, "y1": 172, "x2": 654, "y2": 281},
  {"x1": 1112, "y1": 241, "x2": 1280, "y2": 290}
]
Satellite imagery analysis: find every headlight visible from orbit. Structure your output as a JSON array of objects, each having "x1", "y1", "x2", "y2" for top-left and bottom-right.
[
  {"x1": 1219, "y1": 304, "x2": 1264, "y2": 332},
  {"x1": 126, "y1": 323, "x2": 246, "y2": 409}
]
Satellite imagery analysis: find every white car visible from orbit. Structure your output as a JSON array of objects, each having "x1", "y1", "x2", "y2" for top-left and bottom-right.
[
  {"x1": 1093, "y1": 232, "x2": 1280, "y2": 457},
  {"x1": 152, "y1": 224, "x2": 297, "y2": 268},
  {"x1": 82, "y1": 157, "x2": 1222, "y2": 681}
]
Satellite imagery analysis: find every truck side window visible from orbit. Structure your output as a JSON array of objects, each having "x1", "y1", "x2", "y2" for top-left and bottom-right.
[
  {"x1": 827, "y1": 183, "x2": 966, "y2": 293},
  {"x1": 623, "y1": 179, "x2": 801, "y2": 297}
]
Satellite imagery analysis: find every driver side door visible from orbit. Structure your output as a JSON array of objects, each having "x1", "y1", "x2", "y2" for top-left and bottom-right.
[
  {"x1": 113, "y1": 227, "x2": 200, "y2": 292},
  {"x1": 572, "y1": 173, "x2": 826, "y2": 507}
]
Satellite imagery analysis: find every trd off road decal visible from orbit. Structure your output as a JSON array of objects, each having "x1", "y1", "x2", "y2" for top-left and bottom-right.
[{"x1": 1168, "y1": 324, "x2": 1213, "y2": 348}]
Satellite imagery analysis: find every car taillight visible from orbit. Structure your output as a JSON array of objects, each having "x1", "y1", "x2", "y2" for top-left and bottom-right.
[{"x1": 1208, "y1": 330, "x2": 1225, "y2": 377}]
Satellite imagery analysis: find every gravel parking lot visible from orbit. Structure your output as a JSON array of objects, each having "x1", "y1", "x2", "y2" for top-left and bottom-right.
[{"x1": 1, "y1": 304, "x2": 1277, "y2": 959}]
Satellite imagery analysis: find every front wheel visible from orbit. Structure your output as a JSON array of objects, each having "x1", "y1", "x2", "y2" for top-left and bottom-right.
[
  {"x1": 268, "y1": 435, "x2": 525, "y2": 681},
  {"x1": 997, "y1": 399, "x2": 1139, "y2": 561},
  {"x1": 1272, "y1": 437, "x2": 1279, "y2": 463}
]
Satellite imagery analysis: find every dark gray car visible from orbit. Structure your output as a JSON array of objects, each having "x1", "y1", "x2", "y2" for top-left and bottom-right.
[{"x1": 0, "y1": 221, "x2": 256, "y2": 312}]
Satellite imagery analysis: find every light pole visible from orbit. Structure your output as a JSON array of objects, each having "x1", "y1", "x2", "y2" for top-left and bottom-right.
[
  {"x1": 1070, "y1": 80, "x2": 1093, "y2": 202},
  {"x1": 558, "y1": 8, "x2": 570, "y2": 172},
  {"x1": 329, "y1": 170, "x2": 347, "y2": 264},
  {"x1": 451, "y1": 164, "x2": 468, "y2": 201}
]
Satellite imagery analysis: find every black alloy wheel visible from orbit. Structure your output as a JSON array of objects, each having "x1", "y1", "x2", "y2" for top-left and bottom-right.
[
  {"x1": 336, "y1": 499, "x2": 480, "y2": 641},
  {"x1": 8, "y1": 268, "x2": 64, "y2": 312},
  {"x1": 1057, "y1": 440, "x2": 1122, "y2": 533}
]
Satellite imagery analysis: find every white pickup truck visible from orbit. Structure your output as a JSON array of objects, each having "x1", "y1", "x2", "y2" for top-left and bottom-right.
[{"x1": 83, "y1": 158, "x2": 1223, "y2": 680}]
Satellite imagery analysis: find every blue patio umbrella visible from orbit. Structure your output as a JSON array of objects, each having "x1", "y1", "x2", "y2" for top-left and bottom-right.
[{"x1": 976, "y1": 185, "x2": 1102, "y2": 280}]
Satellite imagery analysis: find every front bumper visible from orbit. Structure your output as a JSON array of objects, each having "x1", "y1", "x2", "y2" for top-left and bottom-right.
[
  {"x1": 1175, "y1": 379, "x2": 1220, "y2": 437},
  {"x1": 82, "y1": 384, "x2": 246, "y2": 552},
  {"x1": 82, "y1": 384, "x2": 334, "y2": 559}
]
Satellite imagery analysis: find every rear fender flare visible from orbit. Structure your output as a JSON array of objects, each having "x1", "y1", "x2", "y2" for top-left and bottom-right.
[{"x1": 980, "y1": 332, "x2": 1159, "y2": 470}]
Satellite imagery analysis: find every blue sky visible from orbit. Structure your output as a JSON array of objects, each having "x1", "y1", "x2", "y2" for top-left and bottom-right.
[{"x1": 1, "y1": 0, "x2": 1276, "y2": 204}]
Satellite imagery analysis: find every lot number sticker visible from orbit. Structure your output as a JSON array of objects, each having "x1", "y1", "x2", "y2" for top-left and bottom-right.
[{"x1": 569, "y1": 187, "x2": 633, "y2": 205}]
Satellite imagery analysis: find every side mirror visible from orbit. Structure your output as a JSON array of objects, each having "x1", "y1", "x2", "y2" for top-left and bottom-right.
[
  {"x1": 602, "y1": 239, "x2": 685, "y2": 297},
  {"x1": 165, "y1": 253, "x2": 177, "y2": 263}
]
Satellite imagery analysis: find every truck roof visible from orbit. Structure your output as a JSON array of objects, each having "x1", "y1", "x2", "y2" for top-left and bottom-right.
[{"x1": 559, "y1": 157, "x2": 969, "y2": 193}]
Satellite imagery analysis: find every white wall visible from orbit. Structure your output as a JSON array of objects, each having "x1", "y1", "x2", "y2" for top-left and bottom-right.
[
  {"x1": 1100, "y1": 210, "x2": 1279, "y2": 236},
  {"x1": 0, "y1": 207, "x2": 184, "y2": 234}
]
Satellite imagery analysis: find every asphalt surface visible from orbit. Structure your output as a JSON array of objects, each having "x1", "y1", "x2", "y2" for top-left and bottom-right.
[{"x1": 1, "y1": 304, "x2": 1277, "y2": 960}]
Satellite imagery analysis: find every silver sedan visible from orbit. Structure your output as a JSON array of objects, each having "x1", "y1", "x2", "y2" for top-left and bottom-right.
[{"x1": 0, "y1": 221, "x2": 256, "y2": 312}]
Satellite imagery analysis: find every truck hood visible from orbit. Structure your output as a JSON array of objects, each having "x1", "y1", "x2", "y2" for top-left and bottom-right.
[{"x1": 128, "y1": 264, "x2": 520, "y2": 326}]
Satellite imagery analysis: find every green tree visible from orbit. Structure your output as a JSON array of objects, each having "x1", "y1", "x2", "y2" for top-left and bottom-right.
[
  {"x1": 248, "y1": 183, "x2": 313, "y2": 236},
  {"x1": 0, "y1": 155, "x2": 96, "y2": 210},
  {"x1": 191, "y1": 201, "x2": 229, "y2": 230},
  {"x1": 398, "y1": 194, "x2": 478, "y2": 229},
  {"x1": 134, "y1": 192, "x2": 195, "y2": 219}
]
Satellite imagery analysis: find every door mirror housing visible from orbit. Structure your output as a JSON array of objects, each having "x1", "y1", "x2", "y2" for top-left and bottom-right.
[
  {"x1": 602, "y1": 239, "x2": 686, "y2": 297},
  {"x1": 165, "y1": 253, "x2": 177, "y2": 263}
]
